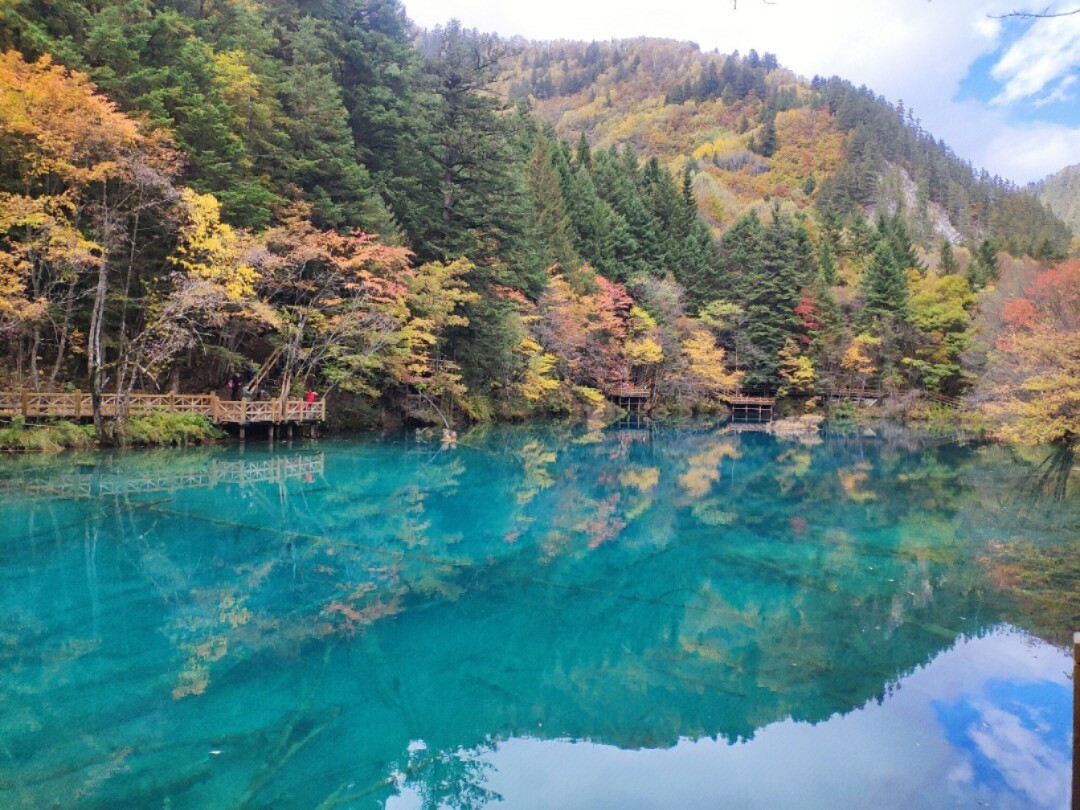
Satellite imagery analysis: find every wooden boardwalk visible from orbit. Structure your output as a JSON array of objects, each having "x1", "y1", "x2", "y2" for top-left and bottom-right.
[
  {"x1": 609, "y1": 387, "x2": 650, "y2": 414},
  {"x1": 0, "y1": 391, "x2": 325, "y2": 425},
  {"x1": 722, "y1": 390, "x2": 776, "y2": 421},
  {"x1": 603, "y1": 386, "x2": 777, "y2": 420},
  {"x1": 825, "y1": 388, "x2": 885, "y2": 403}
]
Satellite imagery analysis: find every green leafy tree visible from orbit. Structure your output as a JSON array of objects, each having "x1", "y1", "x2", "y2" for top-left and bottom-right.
[{"x1": 903, "y1": 273, "x2": 974, "y2": 394}]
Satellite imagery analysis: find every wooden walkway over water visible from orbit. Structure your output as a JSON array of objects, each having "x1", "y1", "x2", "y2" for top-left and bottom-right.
[
  {"x1": 723, "y1": 391, "x2": 775, "y2": 421},
  {"x1": 609, "y1": 387, "x2": 650, "y2": 413},
  {"x1": 825, "y1": 388, "x2": 886, "y2": 404},
  {"x1": 0, "y1": 391, "x2": 325, "y2": 425},
  {"x1": 606, "y1": 386, "x2": 777, "y2": 421}
]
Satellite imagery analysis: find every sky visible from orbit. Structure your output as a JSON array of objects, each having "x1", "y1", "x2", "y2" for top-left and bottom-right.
[{"x1": 400, "y1": 0, "x2": 1080, "y2": 185}]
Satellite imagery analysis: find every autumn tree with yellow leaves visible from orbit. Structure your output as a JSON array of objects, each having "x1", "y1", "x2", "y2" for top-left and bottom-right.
[{"x1": 979, "y1": 259, "x2": 1080, "y2": 444}]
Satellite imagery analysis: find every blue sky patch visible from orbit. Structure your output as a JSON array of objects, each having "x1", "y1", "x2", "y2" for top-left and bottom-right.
[{"x1": 958, "y1": 18, "x2": 1080, "y2": 127}]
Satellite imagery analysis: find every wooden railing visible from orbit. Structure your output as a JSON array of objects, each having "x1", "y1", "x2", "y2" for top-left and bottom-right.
[
  {"x1": 926, "y1": 391, "x2": 961, "y2": 408},
  {"x1": 722, "y1": 390, "x2": 776, "y2": 406},
  {"x1": 610, "y1": 386, "x2": 649, "y2": 398},
  {"x1": 825, "y1": 388, "x2": 885, "y2": 400},
  {"x1": 0, "y1": 392, "x2": 325, "y2": 424}
]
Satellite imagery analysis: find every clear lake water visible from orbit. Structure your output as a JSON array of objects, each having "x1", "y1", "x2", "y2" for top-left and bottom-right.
[{"x1": 0, "y1": 420, "x2": 1075, "y2": 808}]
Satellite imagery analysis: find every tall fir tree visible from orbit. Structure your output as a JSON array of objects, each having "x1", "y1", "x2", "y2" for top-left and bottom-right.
[
  {"x1": 527, "y1": 137, "x2": 581, "y2": 273},
  {"x1": 861, "y1": 241, "x2": 909, "y2": 323},
  {"x1": 938, "y1": 239, "x2": 957, "y2": 275},
  {"x1": 818, "y1": 237, "x2": 840, "y2": 286}
]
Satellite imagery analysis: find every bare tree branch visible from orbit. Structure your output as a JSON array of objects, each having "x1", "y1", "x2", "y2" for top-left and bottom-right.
[{"x1": 991, "y1": 7, "x2": 1080, "y2": 18}]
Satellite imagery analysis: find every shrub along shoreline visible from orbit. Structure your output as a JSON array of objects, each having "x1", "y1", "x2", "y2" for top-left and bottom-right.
[{"x1": 0, "y1": 412, "x2": 224, "y2": 453}]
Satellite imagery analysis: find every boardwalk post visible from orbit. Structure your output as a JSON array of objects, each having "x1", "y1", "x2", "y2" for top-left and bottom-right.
[
  {"x1": 20, "y1": 391, "x2": 28, "y2": 418},
  {"x1": 1073, "y1": 632, "x2": 1078, "y2": 810},
  {"x1": 210, "y1": 393, "x2": 219, "y2": 422}
]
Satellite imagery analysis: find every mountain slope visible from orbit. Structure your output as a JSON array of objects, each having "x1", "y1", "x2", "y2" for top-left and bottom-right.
[
  {"x1": 500, "y1": 38, "x2": 1069, "y2": 260},
  {"x1": 1032, "y1": 164, "x2": 1080, "y2": 238}
]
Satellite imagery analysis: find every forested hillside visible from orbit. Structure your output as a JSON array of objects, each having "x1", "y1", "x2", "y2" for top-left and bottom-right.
[
  {"x1": 0, "y1": 1, "x2": 1075, "y2": 443},
  {"x1": 1032, "y1": 164, "x2": 1080, "y2": 243},
  {"x1": 504, "y1": 38, "x2": 1069, "y2": 258}
]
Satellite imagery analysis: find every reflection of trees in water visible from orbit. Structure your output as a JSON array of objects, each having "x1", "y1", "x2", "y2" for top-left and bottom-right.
[
  {"x1": 1, "y1": 426, "x2": 1078, "y2": 806},
  {"x1": 1029, "y1": 442, "x2": 1074, "y2": 501},
  {"x1": 977, "y1": 443, "x2": 1079, "y2": 644},
  {"x1": 398, "y1": 742, "x2": 499, "y2": 810}
]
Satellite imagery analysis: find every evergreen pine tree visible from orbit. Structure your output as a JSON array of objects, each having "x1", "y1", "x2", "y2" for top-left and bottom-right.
[
  {"x1": 528, "y1": 138, "x2": 580, "y2": 273},
  {"x1": 967, "y1": 239, "x2": 999, "y2": 290},
  {"x1": 575, "y1": 132, "x2": 591, "y2": 169},
  {"x1": 885, "y1": 214, "x2": 924, "y2": 272},
  {"x1": 938, "y1": 239, "x2": 957, "y2": 275},
  {"x1": 861, "y1": 241, "x2": 909, "y2": 322},
  {"x1": 818, "y1": 237, "x2": 840, "y2": 286},
  {"x1": 752, "y1": 111, "x2": 777, "y2": 158}
]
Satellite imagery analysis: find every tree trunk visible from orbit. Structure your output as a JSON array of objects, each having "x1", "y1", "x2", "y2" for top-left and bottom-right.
[
  {"x1": 49, "y1": 276, "x2": 78, "y2": 388},
  {"x1": 30, "y1": 323, "x2": 41, "y2": 392},
  {"x1": 16, "y1": 334, "x2": 26, "y2": 387},
  {"x1": 115, "y1": 211, "x2": 140, "y2": 400},
  {"x1": 88, "y1": 256, "x2": 110, "y2": 439}
]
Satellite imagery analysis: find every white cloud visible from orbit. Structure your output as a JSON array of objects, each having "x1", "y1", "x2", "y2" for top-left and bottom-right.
[
  {"x1": 1033, "y1": 74, "x2": 1077, "y2": 108},
  {"x1": 990, "y1": 12, "x2": 1080, "y2": 106},
  {"x1": 980, "y1": 121, "x2": 1080, "y2": 183},
  {"x1": 974, "y1": 16, "x2": 1003, "y2": 40},
  {"x1": 968, "y1": 702, "x2": 1070, "y2": 806}
]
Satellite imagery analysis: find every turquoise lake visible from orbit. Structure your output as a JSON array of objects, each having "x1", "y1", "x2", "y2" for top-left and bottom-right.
[{"x1": 0, "y1": 421, "x2": 1076, "y2": 808}]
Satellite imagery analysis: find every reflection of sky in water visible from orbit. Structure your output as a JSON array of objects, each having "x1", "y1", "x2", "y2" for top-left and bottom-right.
[
  {"x1": 935, "y1": 679, "x2": 1070, "y2": 807},
  {"x1": 389, "y1": 630, "x2": 1072, "y2": 810}
]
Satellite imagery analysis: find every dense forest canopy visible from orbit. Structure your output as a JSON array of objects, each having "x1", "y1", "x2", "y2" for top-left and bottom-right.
[{"x1": 0, "y1": 0, "x2": 1075, "y2": 443}]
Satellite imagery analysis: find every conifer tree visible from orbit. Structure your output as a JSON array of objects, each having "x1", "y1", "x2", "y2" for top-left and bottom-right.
[
  {"x1": 818, "y1": 237, "x2": 840, "y2": 286},
  {"x1": 861, "y1": 242, "x2": 909, "y2": 323},
  {"x1": 528, "y1": 138, "x2": 580, "y2": 272},
  {"x1": 575, "y1": 132, "x2": 591, "y2": 169},
  {"x1": 967, "y1": 239, "x2": 999, "y2": 290},
  {"x1": 939, "y1": 239, "x2": 958, "y2": 275}
]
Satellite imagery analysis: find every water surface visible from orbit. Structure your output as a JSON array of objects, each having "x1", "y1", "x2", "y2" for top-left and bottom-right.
[{"x1": 0, "y1": 422, "x2": 1075, "y2": 808}]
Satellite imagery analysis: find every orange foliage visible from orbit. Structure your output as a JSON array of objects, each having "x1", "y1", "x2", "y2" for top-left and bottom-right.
[
  {"x1": 0, "y1": 50, "x2": 180, "y2": 335},
  {"x1": 1000, "y1": 298, "x2": 1038, "y2": 330},
  {"x1": 536, "y1": 269, "x2": 646, "y2": 392},
  {"x1": 982, "y1": 259, "x2": 1080, "y2": 443}
]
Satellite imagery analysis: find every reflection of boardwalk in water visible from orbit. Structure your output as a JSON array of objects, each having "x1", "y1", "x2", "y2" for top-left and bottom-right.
[{"x1": 2, "y1": 454, "x2": 325, "y2": 499}]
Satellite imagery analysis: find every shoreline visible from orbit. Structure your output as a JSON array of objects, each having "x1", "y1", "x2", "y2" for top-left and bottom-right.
[{"x1": 0, "y1": 395, "x2": 994, "y2": 454}]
